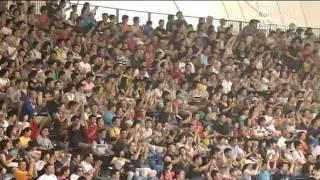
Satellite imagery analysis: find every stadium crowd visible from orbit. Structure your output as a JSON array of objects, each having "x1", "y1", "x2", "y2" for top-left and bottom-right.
[{"x1": 0, "y1": 0, "x2": 320, "y2": 179}]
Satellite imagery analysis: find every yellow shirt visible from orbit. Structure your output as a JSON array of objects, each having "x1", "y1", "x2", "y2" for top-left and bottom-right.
[
  {"x1": 55, "y1": 47, "x2": 68, "y2": 61},
  {"x1": 304, "y1": 62, "x2": 311, "y2": 73},
  {"x1": 109, "y1": 127, "x2": 121, "y2": 139},
  {"x1": 19, "y1": 136, "x2": 31, "y2": 149}
]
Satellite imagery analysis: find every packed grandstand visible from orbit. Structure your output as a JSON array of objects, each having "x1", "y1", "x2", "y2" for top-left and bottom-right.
[{"x1": 0, "y1": 0, "x2": 319, "y2": 180}]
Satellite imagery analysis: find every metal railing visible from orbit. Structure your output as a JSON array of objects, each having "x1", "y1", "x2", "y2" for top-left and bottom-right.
[
  {"x1": 70, "y1": 3, "x2": 320, "y2": 37},
  {"x1": 4, "y1": 0, "x2": 320, "y2": 37}
]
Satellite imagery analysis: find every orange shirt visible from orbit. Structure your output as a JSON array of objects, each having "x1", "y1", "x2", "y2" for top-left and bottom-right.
[
  {"x1": 15, "y1": 169, "x2": 29, "y2": 180},
  {"x1": 120, "y1": 23, "x2": 131, "y2": 32}
]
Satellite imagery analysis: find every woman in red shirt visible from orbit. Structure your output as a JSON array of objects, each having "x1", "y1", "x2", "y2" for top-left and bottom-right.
[
  {"x1": 38, "y1": 6, "x2": 49, "y2": 30},
  {"x1": 84, "y1": 114, "x2": 98, "y2": 143},
  {"x1": 160, "y1": 163, "x2": 175, "y2": 180}
]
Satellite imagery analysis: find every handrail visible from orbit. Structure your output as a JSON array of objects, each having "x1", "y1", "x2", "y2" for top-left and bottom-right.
[
  {"x1": 42, "y1": 2, "x2": 320, "y2": 36},
  {"x1": 73, "y1": 3, "x2": 320, "y2": 37},
  {"x1": 74, "y1": 3, "x2": 248, "y2": 22}
]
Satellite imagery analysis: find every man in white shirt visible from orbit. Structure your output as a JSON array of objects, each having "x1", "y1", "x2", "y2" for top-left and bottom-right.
[
  {"x1": 79, "y1": 53, "x2": 92, "y2": 74},
  {"x1": 221, "y1": 72, "x2": 233, "y2": 94},
  {"x1": 292, "y1": 141, "x2": 306, "y2": 165},
  {"x1": 230, "y1": 137, "x2": 244, "y2": 159},
  {"x1": 80, "y1": 153, "x2": 102, "y2": 178},
  {"x1": 70, "y1": 166, "x2": 84, "y2": 180},
  {"x1": 37, "y1": 164, "x2": 57, "y2": 180},
  {"x1": 93, "y1": 129, "x2": 113, "y2": 157}
]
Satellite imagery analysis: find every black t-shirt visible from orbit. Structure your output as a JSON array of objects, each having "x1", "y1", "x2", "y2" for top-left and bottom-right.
[
  {"x1": 68, "y1": 127, "x2": 86, "y2": 148},
  {"x1": 308, "y1": 128, "x2": 320, "y2": 139},
  {"x1": 44, "y1": 100, "x2": 59, "y2": 114},
  {"x1": 155, "y1": 27, "x2": 168, "y2": 38},
  {"x1": 213, "y1": 121, "x2": 230, "y2": 136},
  {"x1": 184, "y1": 72, "x2": 195, "y2": 83},
  {"x1": 113, "y1": 138, "x2": 126, "y2": 154},
  {"x1": 125, "y1": 151, "x2": 141, "y2": 169},
  {"x1": 174, "y1": 19, "x2": 188, "y2": 29},
  {"x1": 188, "y1": 165, "x2": 202, "y2": 180},
  {"x1": 288, "y1": 45, "x2": 299, "y2": 57},
  {"x1": 272, "y1": 171, "x2": 290, "y2": 180}
]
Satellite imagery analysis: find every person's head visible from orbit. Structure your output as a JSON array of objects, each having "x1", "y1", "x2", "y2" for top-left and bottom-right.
[
  {"x1": 257, "y1": 116, "x2": 266, "y2": 126},
  {"x1": 110, "y1": 169, "x2": 120, "y2": 180},
  {"x1": 60, "y1": 166, "x2": 70, "y2": 177},
  {"x1": 294, "y1": 140, "x2": 303, "y2": 150},
  {"x1": 112, "y1": 117, "x2": 121, "y2": 127},
  {"x1": 88, "y1": 114, "x2": 96, "y2": 124},
  {"x1": 18, "y1": 160, "x2": 27, "y2": 171},
  {"x1": 211, "y1": 169, "x2": 221, "y2": 179},
  {"x1": 97, "y1": 129, "x2": 106, "y2": 139},
  {"x1": 145, "y1": 119, "x2": 152, "y2": 129},
  {"x1": 101, "y1": 13, "x2": 108, "y2": 21},
  {"x1": 120, "y1": 129, "x2": 128, "y2": 138},
  {"x1": 77, "y1": 176, "x2": 88, "y2": 180},
  {"x1": 12, "y1": 139, "x2": 21, "y2": 149},
  {"x1": 133, "y1": 16, "x2": 139, "y2": 24},
  {"x1": 21, "y1": 127, "x2": 32, "y2": 137},
  {"x1": 44, "y1": 164, "x2": 55, "y2": 175},
  {"x1": 193, "y1": 155, "x2": 203, "y2": 166},
  {"x1": 75, "y1": 166, "x2": 84, "y2": 176},
  {"x1": 129, "y1": 142, "x2": 138, "y2": 152},
  {"x1": 83, "y1": 153, "x2": 94, "y2": 163},
  {"x1": 210, "y1": 147, "x2": 221, "y2": 159},
  {"x1": 71, "y1": 152, "x2": 81, "y2": 163},
  {"x1": 224, "y1": 148, "x2": 233, "y2": 158},
  {"x1": 159, "y1": 19, "x2": 164, "y2": 27},
  {"x1": 278, "y1": 162, "x2": 290, "y2": 173},
  {"x1": 122, "y1": 15, "x2": 129, "y2": 23},
  {"x1": 0, "y1": 139, "x2": 10, "y2": 150},
  {"x1": 176, "y1": 169, "x2": 186, "y2": 180},
  {"x1": 40, "y1": 127, "x2": 50, "y2": 137},
  {"x1": 176, "y1": 11, "x2": 183, "y2": 19}
]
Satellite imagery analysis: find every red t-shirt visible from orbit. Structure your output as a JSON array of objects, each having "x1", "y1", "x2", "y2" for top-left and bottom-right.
[
  {"x1": 126, "y1": 38, "x2": 137, "y2": 52},
  {"x1": 57, "y1": 31, "x2": 70, "y2": 40},
  {"x1": 38, "y1": 14, "x2": 49, "y2": 29},
  {"x1": 85, "y1": 123, "x2": 97, "y2": 143}
]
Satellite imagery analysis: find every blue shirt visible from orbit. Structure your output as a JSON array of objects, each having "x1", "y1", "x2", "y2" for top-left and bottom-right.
[
  {"x1": 23, "y1": 99, "x2": 35, "y2": 118},
  {"x1": 257, "y1": 170, "x2": 271, "y2": 180},
  {"x1": 103, "y1": 111, "x2": 115, "y2": 128}
]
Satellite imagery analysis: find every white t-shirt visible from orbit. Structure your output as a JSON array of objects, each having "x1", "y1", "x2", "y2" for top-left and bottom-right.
[
  {"x1": 37, "y1": 174, "x2": 57, "y2": 180},
  {"x1": 81, "y1": 160, "x2": 94, "y2": 174},
  {"x1": 79, "y1": 61, "x2": 92, "y2": 74},
  {"x1": 222, "y1": 80, "x2": 233, "y2": 94},
  {"x1": 292, "y1": 150, "x2": 306, "y2": 164},
  {"x1": 70, "y1": 174, "x2": 80, "y2": 180},
  {"x1": 0, "y1": 78, "x2": 9, "y2": 89},
  {"x1": 0, "y1": 27, "x2": 12, "y2": 35},
  {"x1": 7, "y1": 46, "x2": 17, "y2": 59}
]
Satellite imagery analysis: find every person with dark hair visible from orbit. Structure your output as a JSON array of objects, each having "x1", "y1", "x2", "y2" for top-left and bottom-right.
[
  {"x1": 188, "y1": 155, "x2": 213, "y2": 179},
  {"x1": 80, "y1": 153, "x2": 102, "y2": 179},
  {"x1": 119, "y1": 15, "x2": 130, "y2": 33},
  {"x1": 19, "y1": 127, "x2": 32, "y2": 149},
  {"x1": 292, "y1": 140, "x2": 307, "y2": 172},
  {"x1": 57, "y1": 166, "x2": 70, "y2": 180},
  {"x1": 36, "y1": 127, "x2": 54, "y2": 150},
  {"x1": 38, "y1": 163, "x2": 57, "y2": 180}
]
